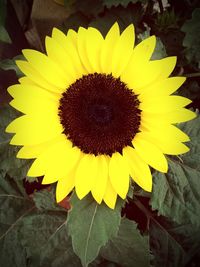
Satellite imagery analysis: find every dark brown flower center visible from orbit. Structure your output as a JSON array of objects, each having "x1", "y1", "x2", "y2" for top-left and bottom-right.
[{"x1": 58, "y1": 73, "x2": 141, "y2": 156}]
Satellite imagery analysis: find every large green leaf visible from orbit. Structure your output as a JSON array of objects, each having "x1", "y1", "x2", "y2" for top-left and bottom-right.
[
  {"x1": 150, "y1": 218, "x2": 200, "y2": 267},
  {"x1": 181, "y1": 8, "x2": 200, "y2": 67},
  {"x1": 0, "y1": 105, "x2": 32, "y2": 180},
  {"x1": 151, "y1": 115, "x2": 200, "y2": 226},
  {"x1": 0, "y1": 171, "x2": 34, "y2": 267},
  {"x1": 179, "y1": 114, "x2": 200, "y2": 171},
  {"x1": 0, "y1": 175, "x2": 81, "y2": 267},
  {"x1": 101, "y1": 218, "x2": 150, "y2": 267},
  {"x1": 67, "y1": 193, "x2": 123, "y2": 267},
  {"x1": 20, "y1": 211, "x2": 81, "y2": 267},
  {"x1": 23, "y1": 189, "x2": 82, "y2": 267},
  {"x1": 39, "y1": 216, "x2": 82, "y2": 267}
]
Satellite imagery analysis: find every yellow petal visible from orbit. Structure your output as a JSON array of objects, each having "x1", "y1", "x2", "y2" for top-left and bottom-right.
[
  {"x1": 109, "y1": 152, "x2": 130, "y2": 199},
  {"x1": 27, "y1": 136, "x2": 71, "y2": 177},
  {"x1": 75, "y1": 154, "x2": 98, "y2": 199},
  {"x1": 91, "y1": 155, "x2": 109, "y2": 204},
  {"x1": 132, "y1": 133, "x2": 168, "y2": 173},
  {"x1": 18, "y1": 76, "x2": 37, "y2": 86},
  {"x1": 52, "y1": 27, "x2": 72, "y2": 47},
  {"x1": 140, "y1": 96, "x2": 191, "y2": 113},
  {"x1": 17, "y1": 135, "x2": 66, "y2": 159},
  {"x1": 157, "y1": 56, "x2": 177, "y2": 80},
  {"x1": 121, "y1": 56, "x2": 176, "y2": 94},
  {"x1": 139, "y1": 77, "x2": 186, "y2": 100},
  {"x1": 45, "y1": 36, "x2": 78, "y2": 82},
  {"x1": 77, "y1": 27, "x2": 93, "y2": 73},
  {"x1": 103, "y1": 179, "x2": 117, "y2": 209},
  {"x1": 27, "y1": 157, "x2": 45, "y2": 177},
  {"x1": 44, "y1": 147, "x2": 81, "y2": 185},
  {"x1": 52, "y1": 28, "x2": 87, "y2": 76},
  {"x1": 86, "y1": 27, "x2": 103, "y2": 72},
  {"x1": 140, "y1": 123, "x2": 190, "y2": 142},
  {"x1": 139, "y1": 131, "x2": 189, "y2": 155},
  {"x1": 131, "y1": 35, "x2": 156, "y2": 62},
  {"x1": 56, "y1": 175, "x2": 75, "y2": 202},
  {"x1": 22, "y1": 49, "x2": 68, "y2": 90},
  {"x1": 16, "y1": 60, "x2": 61, "y2": 93},
  {"x1": 67, "y1": 29, "x2": 77, "y2": 47},
  {"x1": 123, "y1": 146, "x2": 152, "y2": 192},
  {"x1": 100, "y1": 22, "x2": 120, "y2": 74},
  {"x1": 111, "y1": 24, "x2": 135, "y2": 77},
  {"x1": 44, "y1": 146, "x2": 82, "y2": 183},
  {"x1": 141, "y1": 108, "x2": 196, "y2": 124},
  {"x1": 8, "y1": 84, "x2": 59, "y2": 115},
  {"x1": 8, "y1": 84, "x2": 57, "y2": 100},
  {"x1": 7, "y1": 114, "x2": 63, "y2": 145},
  {"x1": 121, "y1": 36, "x2": 156, "y2": 88},
  {"x1": 42, "y1": 174, "x2": 59, "y2": 185},
  {"x1": 121, "y1": 60, "x2": 161, "y2": 94}
]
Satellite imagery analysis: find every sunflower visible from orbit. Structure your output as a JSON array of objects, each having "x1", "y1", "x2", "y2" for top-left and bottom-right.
[{"x1": 6, "y1": 23, "x2": 195, "y2": 209}]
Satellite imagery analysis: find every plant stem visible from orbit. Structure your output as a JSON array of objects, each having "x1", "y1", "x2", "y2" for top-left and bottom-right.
[{"x1": 184, "y1": 72, "x2": 200, "y2": 78}]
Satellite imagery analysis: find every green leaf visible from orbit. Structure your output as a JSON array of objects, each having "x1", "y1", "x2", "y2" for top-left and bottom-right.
[
  {"x1": 0, "y1": 55, "x2": 24, "y2": 77},
  {"x1": 179, "y1": 114, "x2": 200, "y2": 171},
  {"x1": 39, "y1": 215, "x2": 82, "y2": 267},
  {"x1": 151, "y1": 115, "x2": 200, "y2": 226},
  {"x1": 103, "y1": 0, "x2": 147, "y2": 8},
  {"x1": 22, "y1": 189, "x2": 80, "y2": 267},
  {"x1": 33, "y1": 187, "x2": 66, "y2": 211},
  {"x1": 0, "y1": 26, "x2": 11, "y2": 44},
  {"x1": 0, "y1": 172, "x2": 34, "y2": 267},
  {"x1": 67, "y1": 193, "x2": 123, "y2": 267},
  {"x1": 0, "y1": 105, "x2": 33, "y2": 180},
  {"x1": 150, "y1": 218, "x2": 200, "y2": 267},
  {"x1": 20, "y1": 212, "x2": 76, "y2": 267},
  {"x1": 0, "y1": 173, "x2": 82, "y2": 267},
  {"x1": 101, "y1": 218, "x2": 150, "y2": 267},
  {"x1": 181, "y1": 8, "x2": 200, "y2": 68},
  {"x1": 0, "y1": 104, "x2": 19, "y2": 143},
  {"x1": 0, "y1": 0, "x2": 11, "y2": 44}
]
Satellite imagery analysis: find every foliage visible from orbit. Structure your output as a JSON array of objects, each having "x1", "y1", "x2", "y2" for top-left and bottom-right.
[
  {"x1": 181, "y1": 8, "x2": 200, "y2": 68},
  {"x1": 0, "y1": 105, "x2": 33, "y2": 180},
  {"x1": 0, "y1": 55, "x2": 24, "y2": 77},
  {"x1": 0, "y1": 0, "x2": 11, "y2": 44},
  {"x1": 150, "y1": 218, "x2": 200, "y2": 267},
  {"x1": 101, "y1": 218, "x2": 150, "y2": 267},
  {"x1": 0, "y1": 1, "x2": 200, "y2": 267},
  {"x1": 151, "y1": 115, "x2": 200, "y2": 226},
  {"x1": 67, "y1": 194, "x2": 124, "y2": 267}
]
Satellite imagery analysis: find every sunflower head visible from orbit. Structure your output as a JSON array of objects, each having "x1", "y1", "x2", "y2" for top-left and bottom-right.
[{"x1": 6, "y1": 22, "x2": 196, "y2": 209}]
